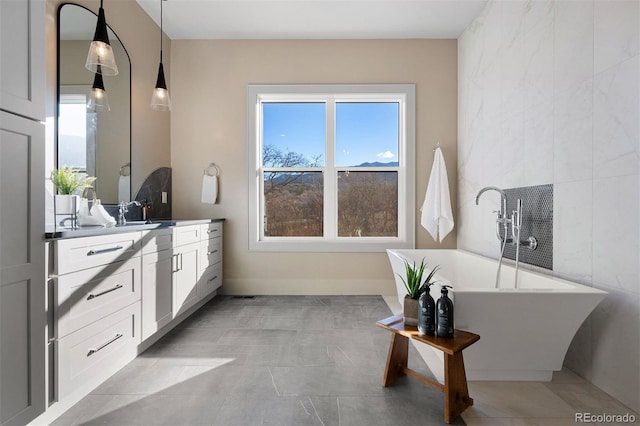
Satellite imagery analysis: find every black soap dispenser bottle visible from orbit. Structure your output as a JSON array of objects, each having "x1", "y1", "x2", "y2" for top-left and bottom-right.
[
  {"x1": 418, "y1": 284, "x2": 435, "y2": 335},
  {"x1": 436, "y1": 285, "x2": 454, "y2": 338}
]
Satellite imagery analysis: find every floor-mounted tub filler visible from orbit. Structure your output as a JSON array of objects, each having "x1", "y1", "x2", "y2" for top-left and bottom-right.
[{"x1": 387, "y1": 249, "x2": 606, "y2": 381}]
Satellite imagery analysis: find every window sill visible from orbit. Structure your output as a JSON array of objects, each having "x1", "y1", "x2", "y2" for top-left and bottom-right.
[{"x1": 249, "y1": 238, "x2": 414, "y2": 253}]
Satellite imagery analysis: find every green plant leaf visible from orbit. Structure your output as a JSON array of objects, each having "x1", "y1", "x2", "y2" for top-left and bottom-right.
[
  {"x1": 50, "y1": 166, "x2": 96, "y2": 195},
  {"x1": 399, "y1": 258, "x2": 428, "y2": 299}
]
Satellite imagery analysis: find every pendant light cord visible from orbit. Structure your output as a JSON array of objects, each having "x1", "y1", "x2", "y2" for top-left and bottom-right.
[{"x1": 159, "y1": 0, "x2": 163, "y2": 64}]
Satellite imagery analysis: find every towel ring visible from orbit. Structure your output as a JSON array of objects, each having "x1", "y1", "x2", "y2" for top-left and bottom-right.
[
  {"x1": 120, "y1": 163, "x2": 131, "y2": 176},
  {"x1": 204, "y1": 163, "x2": 220, "y2": 177}
]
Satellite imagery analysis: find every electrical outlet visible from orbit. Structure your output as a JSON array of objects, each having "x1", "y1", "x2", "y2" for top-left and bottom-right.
[{"x1": 161, "y1": 192, "x2": 167, "y2": 203}]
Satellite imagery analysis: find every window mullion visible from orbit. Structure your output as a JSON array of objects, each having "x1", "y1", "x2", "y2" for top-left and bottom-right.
[{"x1": 325, "y1": 99, "x2": 336, "y2": 239}]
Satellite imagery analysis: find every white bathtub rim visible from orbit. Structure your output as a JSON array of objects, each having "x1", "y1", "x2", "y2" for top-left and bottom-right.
[{"x1": 386, "y1": 248, "x2": 607, "y2": 295}]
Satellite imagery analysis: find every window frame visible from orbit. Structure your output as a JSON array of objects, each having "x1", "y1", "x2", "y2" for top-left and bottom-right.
[{"x1": 248, "y1": 84, "x2": 415, "y2": 252}]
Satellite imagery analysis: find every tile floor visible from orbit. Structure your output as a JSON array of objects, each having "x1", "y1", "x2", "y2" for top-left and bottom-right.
[{"x1": 52, "y1": 295, "x2": 638, "y2": 426}]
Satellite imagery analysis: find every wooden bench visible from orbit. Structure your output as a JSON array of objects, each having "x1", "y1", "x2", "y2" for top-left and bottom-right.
[{"x1": 376, "y1": 314, "x2": 480, "y2": 424}]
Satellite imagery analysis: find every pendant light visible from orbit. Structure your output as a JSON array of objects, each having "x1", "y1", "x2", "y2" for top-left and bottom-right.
[
  {"x1": 85, "y1": 0, "x2": 119, "y2": 75},
  {"x1": 87, "y1": 66, "x2": 110, "y2": 111},
  {"x1": 151, "y1": 0, "x2": 171, "y2": 111}
]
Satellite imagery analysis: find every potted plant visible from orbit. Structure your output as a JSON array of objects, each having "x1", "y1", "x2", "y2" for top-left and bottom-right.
[
  {"x1": 398, "y1": 258, "x2": 427, "y2": 326},
  {"x1": 51, "y1": 167, "x2": 96, "y2": 215}
]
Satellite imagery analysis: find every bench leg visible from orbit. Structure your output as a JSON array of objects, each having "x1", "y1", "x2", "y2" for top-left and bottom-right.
[
  {"x1": 382, "y1": 333, "x2": 408, "y2": 386},
  {"x1": 443, "y1": 351, "x2": 474, "y2": 424}
]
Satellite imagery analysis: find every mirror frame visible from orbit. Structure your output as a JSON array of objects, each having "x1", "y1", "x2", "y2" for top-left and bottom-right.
[{"x1": 56, "y1": 2, "x2": 132, "y2": 202}]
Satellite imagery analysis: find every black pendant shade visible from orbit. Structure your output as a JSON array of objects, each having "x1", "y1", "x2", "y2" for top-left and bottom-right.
[
  {"x1": 93, "y1": 7, "x2": 110, "y2": 46},
  {"x1": 88, "y1": 68, "x2": 110, "y2": 111},
  {"x1": 151, "y1": 0, "x2": 171, "y2": 111},
  {"x1": 85, "y1": 0, "x2": 118, "y2": 75},
  {"x1": 155, "y1": 62, "x2": 167, "y2": 90}
]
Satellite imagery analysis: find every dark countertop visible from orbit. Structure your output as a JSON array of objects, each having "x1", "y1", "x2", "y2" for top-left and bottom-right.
[{"x1": 45, "y1": 218, "x2": 225, "y2": 240}]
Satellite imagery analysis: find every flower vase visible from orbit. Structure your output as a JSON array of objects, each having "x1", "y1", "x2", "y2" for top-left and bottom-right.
[{"x1": 54, "y1": 194, "x2": 80, "y2": 215}]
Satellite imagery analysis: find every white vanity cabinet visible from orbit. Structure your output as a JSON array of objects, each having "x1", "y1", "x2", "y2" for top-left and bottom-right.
[
  {"x1": 198, "y1": 222, "x2": 223, "y2": 296},
  {"x1": 43, "y1": 221, "x2": 223, "y2": 417},
  {"x1": 141, "y1": 222, "x2": 223, "y2": 341},
  {"x1": 52, "y1": 232, "x2": 142, "y2": 401}
]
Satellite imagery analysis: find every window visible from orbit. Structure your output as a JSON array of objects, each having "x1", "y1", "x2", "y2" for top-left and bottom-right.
[
  {"x1": 58, "y1": 87, "x2": 96, "y2": 180},
  {"x1": 248, "y1": 85, "x2": 415, "y2": 252}
]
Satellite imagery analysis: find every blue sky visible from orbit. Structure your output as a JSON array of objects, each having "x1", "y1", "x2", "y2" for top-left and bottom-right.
[{"x1": 263, "y1": 102, "x2": 399, "y2": 167}]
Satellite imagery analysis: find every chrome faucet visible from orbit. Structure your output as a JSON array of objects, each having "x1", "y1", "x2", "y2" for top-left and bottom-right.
[
  {"x1": 476, "y1": 186, "x2": 511, "y2": 288},
  {"x1": 476, "y1": 187, "x2": 538, "y2": 288},
  {"x1": 475, "y1": 186, "x2": 507, "y2": 218},
  {"x1": 475, "y1": 186, "x2": 512, "y2": 243},
  {"x1": 118, "y1": 201, "x2": 141, "y2": 226}
]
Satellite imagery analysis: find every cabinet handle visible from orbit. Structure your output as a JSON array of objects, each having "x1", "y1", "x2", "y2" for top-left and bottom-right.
[
  {"x1": 87, "y1": 333, "x2": 123, "y2": 356},
  {"x1": 87, "y1": 245, "x2": 124, "y2": 256},
  {"x1": 87, "y1": 284, "x2": 124, "y2": 300},
  {"x1": 172, "y1": 254, "x2": 179, "y2": 273},
  {"x1": 207, "y1": 229, "x2": 219, "y2": 234},
  {"x1": 207, "y1": 249, "x2": 218, "y2": 255},
  {"x1": 180, "y1": 253, "x2": 183, "y2": 271},
  {"x1": 208, "y1": 275, "x2": 218, "y2": 282}
]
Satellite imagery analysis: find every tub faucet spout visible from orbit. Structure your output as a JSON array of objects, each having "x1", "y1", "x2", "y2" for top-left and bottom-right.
[
  {"x1": 475, "y1": 186, "x2": 512, "y2": 241},
  {"x1": 475, "y1": 186, "x2": 507, "y2": 219}
]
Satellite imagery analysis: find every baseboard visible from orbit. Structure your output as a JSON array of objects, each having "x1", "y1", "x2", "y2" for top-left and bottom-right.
[{"x1": 220, "y1": 278, "x2": 396, "y2": 296}]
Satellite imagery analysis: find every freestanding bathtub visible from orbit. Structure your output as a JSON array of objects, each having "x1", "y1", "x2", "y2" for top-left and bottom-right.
[{"x1": 387, "y1": 249, "x2": 606, "y2": 381}]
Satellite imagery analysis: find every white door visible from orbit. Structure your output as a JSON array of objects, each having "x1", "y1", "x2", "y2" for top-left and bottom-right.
[
  {"x1": 0, "y1": 0, "x2": 45, "y2": 121},
  {"x1": 174, "y1": 243, "x2": 200, "y2": 316},
  {"x1": 142, "y1": 249, "x2": 174, "y2": 340},
  {"x1": 0, "y1": 112, "x2": 46, "y2": 425}
]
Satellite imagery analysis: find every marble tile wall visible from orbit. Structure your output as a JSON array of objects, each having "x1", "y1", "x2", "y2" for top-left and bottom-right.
[{"x1": 458, "y1": 0, "x2": 640, "y2": 412}]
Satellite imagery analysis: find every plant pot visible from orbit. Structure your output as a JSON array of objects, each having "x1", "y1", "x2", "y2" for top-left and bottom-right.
[
  {"x1": 54, "y1": 194, "x2": 80, "y2": 215},
  {"x1": 403, "y1": 295, "x2": 419, "y2": 326}
]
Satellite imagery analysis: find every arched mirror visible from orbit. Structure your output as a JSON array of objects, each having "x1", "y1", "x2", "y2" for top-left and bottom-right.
[{"x1": 57, "y1": 3, "x2": 131, "y2": 203}]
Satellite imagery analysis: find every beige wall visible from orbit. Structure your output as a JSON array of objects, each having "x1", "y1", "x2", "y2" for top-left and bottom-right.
[
  {"x1": 46, "y1": 0, "x2": 171, "y2": 207},
  {"x1": 170, "y1": 39, "x2": 458, "y2": 295}
]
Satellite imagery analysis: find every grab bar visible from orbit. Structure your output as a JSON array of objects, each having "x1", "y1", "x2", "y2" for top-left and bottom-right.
[
  {"x1": 87, "y1": 333, "x2": 123, "y2": 356},
  {"x1": 87, "y1": 284, "x2": 124, "y2": 300}
]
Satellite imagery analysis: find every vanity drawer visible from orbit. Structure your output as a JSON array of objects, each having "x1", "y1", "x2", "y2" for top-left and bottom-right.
[
  {"x1": 200, "y1": 222, "x2": 222, "y2": 240},
  {"x1": 200, "y1": 238, "x2": 222, "y2": 271},
  {"x1": 142, "y1": 228, "x2": 173, "y2": 254},
  {"x1": 55, "y1": 232, "x2": 141, "y2": 275},
  {"x1": 56, "y1": 302, "x2": 140, "y2": 400},
  {"x1": 55, "y1": 257, "x2": 141, "y2": 337},
  {"x1": 174, "y1": 225, "x2": 200, "y2": 247},
  {"x1": 198, "y1": 261, "x2": 222, "y2": 296}
]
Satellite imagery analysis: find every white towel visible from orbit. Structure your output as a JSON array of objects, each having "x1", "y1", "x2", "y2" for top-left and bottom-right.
[
  {"x1": 420, "y1": 147, "x2": 454, "y2": 243},
  {"x1": 201, "y1": 175, "x2": 218, "y2": 204},
  {"x1": 118, "y1": 175, "x2": 130, "y2": 203},
  {"x1": 80, "y1": 204, "x2": 116, "y2": 227}
]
